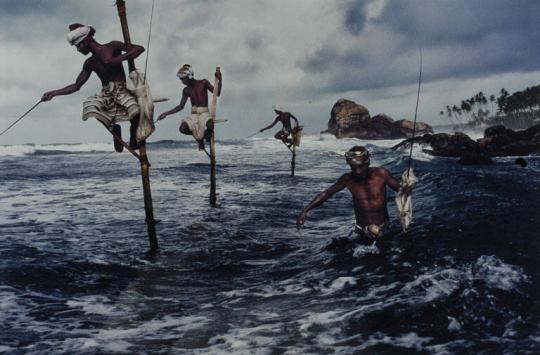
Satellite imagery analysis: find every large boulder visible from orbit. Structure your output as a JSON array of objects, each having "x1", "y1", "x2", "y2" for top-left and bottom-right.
[
  {"x1": 326, "y1": 99, "x2": 371, "y2": 138},
  {"x1": 325, "y1": 98, "x2": 433, "y2": 139}
]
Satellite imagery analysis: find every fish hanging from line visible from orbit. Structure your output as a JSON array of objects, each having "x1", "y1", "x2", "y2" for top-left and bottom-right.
[{"x1": 396, "y1": 168, "x2": 417, "y2": 232}]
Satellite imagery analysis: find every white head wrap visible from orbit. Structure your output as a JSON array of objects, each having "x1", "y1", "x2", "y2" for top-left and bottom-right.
[
  {"x1": 273, "y1": 104, "x2": 283, "y2": 112},
  {"x1": 177, "y1": 64, "x2": 194, "y2": 80},
  {"x1": 67, "y1": 25, "x2": 92, "y2": 46}
]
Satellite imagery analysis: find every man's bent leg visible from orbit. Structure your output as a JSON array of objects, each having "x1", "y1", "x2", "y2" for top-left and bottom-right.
[
  {"x1": 112, "y1": 124, "x2": 124, "y2": 153},
  {"x1": 179, "y1": 122, "x2": 192, "y2": 136},
  {"x1": 203, "y1": 120, "x2": 214, "y2": 142},
  {"x1": 180, "y1": 122, "x2": 205, "y2": 150}
]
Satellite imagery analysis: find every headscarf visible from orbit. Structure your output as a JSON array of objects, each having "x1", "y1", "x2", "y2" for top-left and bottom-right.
[
  {"x1": 344, "y1": 146, "x2": 370, "y2": 167},
  {"x1": 67, "y1": 23, "x2": 95, "y2": 46},
  {"x1": 177, "y1": 64, "x2": 194, "y2": 80},
  {"x1": 273, "y1": 104, "x2": 284, "y2": 112}
]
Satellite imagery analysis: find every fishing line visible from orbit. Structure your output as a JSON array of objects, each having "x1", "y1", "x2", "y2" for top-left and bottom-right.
[
  {"x1": 0, "y1": 100, "x2": 42, "y2": 138},
  {"x1": 142, "y1": 0, "x2": 156, "y2": 84},
  {"x1": 406, "y1": 48, "x2": 422, "y2": 178}
]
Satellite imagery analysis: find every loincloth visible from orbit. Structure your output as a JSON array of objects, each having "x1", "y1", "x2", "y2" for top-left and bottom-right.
[
  {"x1": 82, "y1": 82, "x2": 139, "y2": 127},
  {"x1": 182, "y1": 106, "x2": 211, "y2": 140},
  {"x1": 354, "y1": 223, "x2": 390, "y2": 241}
]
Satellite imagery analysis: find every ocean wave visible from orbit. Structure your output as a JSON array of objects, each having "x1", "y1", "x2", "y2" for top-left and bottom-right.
[{"x1": 0, "y1": 143, "x2": 113, "y2": 157}]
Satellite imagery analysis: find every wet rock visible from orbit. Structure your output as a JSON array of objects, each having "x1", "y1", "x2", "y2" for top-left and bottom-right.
[
  {"x1": 393, "y1": 123, "x2": 540, "y2": 164},
  {"x1": 392, "y1": 132, "x2": 480, "y2": 157},
  {"x1": 324, "y1": 99, "x2": 433, "y2": 139},
  {"x1": 394, "y1": 119, "x2": 434, "y2": 137}
]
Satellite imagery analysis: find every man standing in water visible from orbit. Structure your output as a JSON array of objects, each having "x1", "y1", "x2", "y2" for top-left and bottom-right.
[
  {"x1": 259, "y1": 105, "x2": 299, "y2": 147},
  {"x1": 41, "y1": 24, "x2": 146, "y2": 151},
  {"x1": 157, "y1": 64, "x2": 222, "y2": 150},
  {"x1": 297, "y1": 146, "x2": 411, "y2": 240}
]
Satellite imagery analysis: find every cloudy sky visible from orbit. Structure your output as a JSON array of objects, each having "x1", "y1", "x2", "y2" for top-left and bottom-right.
[{"x1": 1, "y1": 0, "x2": 540, "y2": 144}]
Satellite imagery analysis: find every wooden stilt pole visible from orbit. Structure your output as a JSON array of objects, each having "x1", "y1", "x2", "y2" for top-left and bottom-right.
[
  {"x1": 116, "y1": 0, "x2": 158, "y2": 250},
  {"x1": 291, "y1": 143, "x2": 296, "y2": 177},
  {"x1": 209, "y1": 67, "x2": 220, "y2": 207}
]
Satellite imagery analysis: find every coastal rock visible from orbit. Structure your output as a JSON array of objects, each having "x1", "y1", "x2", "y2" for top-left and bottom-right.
[
  {"x1": 325, "y1": 99, "x2": 433, "y2": 139},
  {"x1": 481, "y1": 124, "x2": 540, "y2": 156},
  {"x1": 392, "y1": 132, "x2": 480, "y2": 157},
  {"x1": 326, "y1": 99, "x2": 371, "y2": 138},
  {"x1": 392, "y1": 123, "x2": 540, "y2": 164},
  {"x1": 394, "y1": 119, "x2": 434, "y2": 137}
]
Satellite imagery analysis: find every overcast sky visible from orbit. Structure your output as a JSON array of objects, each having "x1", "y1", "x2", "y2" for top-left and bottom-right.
[{"x1": 1, "y1": 0, "x2": 540, "y2": 144}]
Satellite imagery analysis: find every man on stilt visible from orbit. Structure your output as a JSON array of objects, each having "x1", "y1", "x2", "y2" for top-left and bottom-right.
[
  {"x1": 41, "y1": 24, "x2": 153, "y2": 151},
  {"x1": 157, "y1": 64, "x2": 223, "y2": 151},
  {"x1": 259, "y1": 105, "x2": 300, "y2": 148}
]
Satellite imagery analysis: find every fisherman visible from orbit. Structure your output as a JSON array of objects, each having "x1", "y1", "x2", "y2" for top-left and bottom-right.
[
  {"x1": 259, "y1": 105, "x2": 299, "y2": 147},
  {"x1": 157, "y1": 64, "x2": 222, "y2": 150},
  {"x1": 41, "y1": 24, "x2": 146, "y2": 152},
  {"x1": 297, "y1": 146, "x2": 412, "y2": 240}
]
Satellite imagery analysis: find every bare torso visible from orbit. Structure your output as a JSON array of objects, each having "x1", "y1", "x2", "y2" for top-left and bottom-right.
[
  {"x1": 277, "y1": 112, "x2": 294, "y2": 130},
  {"x1": 340, "y1": 168, "x2": 392, "y2": 226},
  {"x1": 84, "y1": 42, "x2": 127, "y2": 85},
  {"x1": 183, "y1": 79, "x2": 212, "y2": 107}
]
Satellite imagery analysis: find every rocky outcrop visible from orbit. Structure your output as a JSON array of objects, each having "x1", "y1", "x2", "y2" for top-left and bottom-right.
[
  {"x1": 479, "y1": 124, "x2": 540, "y2": 156},
  {"x1": 394, "y1": 119, "x2": 433, "y2": 137},
  {"x1": 326, "y1": 99, "x2": 371, "y2": 138},
  {"x1": 392, "y1": 132, "x2": 480, "y2": 157},
  {"x1": 324, "y1": 99, "x2": 433, "y2": 139},
  {"x1": 392, "y1": 124, "x2": 540, "y2": 164}
]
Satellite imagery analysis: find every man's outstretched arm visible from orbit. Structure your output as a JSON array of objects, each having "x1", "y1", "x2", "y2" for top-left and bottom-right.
[
  {"x1": 42, "y1": 63, "x2": 92, "y2": 101},
  {"x1": 157, "y1": 92, "x2": 188, "y2": 121},
  {"x1": 297, "y1": 177, "x2": 347, "y2": 229},
  {"x1": 260, "y1": 118, "x2": 279, "y2": 132}
]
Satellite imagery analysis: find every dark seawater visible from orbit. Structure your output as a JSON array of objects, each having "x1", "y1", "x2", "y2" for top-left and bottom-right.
[{"x1": 0, "y1": 136, "x2": 539, "y2": 354}]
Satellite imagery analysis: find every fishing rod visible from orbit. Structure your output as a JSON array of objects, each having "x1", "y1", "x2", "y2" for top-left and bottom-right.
[
  {"x1": 245, "y1": 130, "x2": 262, "y2": 139},
  {"x1": 406, "y1": 48, "x2": 422, "y2": 178},
  {"x1": 142, "y1": 0, "x2": 155, "y2": 85},
  {"x1": 0, "y1": 100, "x2": 42, "y2": 138}
]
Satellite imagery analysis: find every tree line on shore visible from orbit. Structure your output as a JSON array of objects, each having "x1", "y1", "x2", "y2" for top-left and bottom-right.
[{"x1": 440, "y1": 84, "x2": 540, "y2": 129}]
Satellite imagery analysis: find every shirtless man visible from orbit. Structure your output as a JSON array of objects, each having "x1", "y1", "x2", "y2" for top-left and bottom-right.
[
  {"x1": 297, "y1": 146, "x2": 411, "y2": 240},
  {"x1": 259, "y1": 105, "x2": 299, "y2": 147},
  {"x1": 157, "y1": 64, "x2": 222, "y2": 150},
  {"x1": 41, "y1": 23, "x2": 145, "y2": 151}
]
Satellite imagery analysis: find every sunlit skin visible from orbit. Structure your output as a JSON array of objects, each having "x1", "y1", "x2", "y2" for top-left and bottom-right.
[
  {"x1": 260, "y1": 110, "x2": 299, "y2": 145},
  {"x1": 297, "y1": 157, "x2": 411, "y2": 229},
  {"x1": 157, "y1": 71, "x2": 222, "y2": 146}
]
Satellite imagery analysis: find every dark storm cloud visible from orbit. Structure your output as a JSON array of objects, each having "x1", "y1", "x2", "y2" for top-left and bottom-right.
[
  {"x1": 343, "y1": 0, "x2": 369, "y2": 35},
  {"x1": 376, "y1": 0, "x2": 540, "y2": 47},
  {"x1": 0, "y1": 0, "x2": 63, "y2": 15},
  {"x1": 298, "y1": 0, "x2": 540, "y2": 96}
]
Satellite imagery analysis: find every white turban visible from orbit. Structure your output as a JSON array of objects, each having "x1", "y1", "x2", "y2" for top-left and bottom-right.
[
  {"x1": 177, "y1": 64, "x2": 194, "y2": 80},
  {"x1": 273, "y1": 104, "x2": 283, "y2": 112},
  {"x1": 67, "y1": 25, "x2": 92, "y2": 46}
]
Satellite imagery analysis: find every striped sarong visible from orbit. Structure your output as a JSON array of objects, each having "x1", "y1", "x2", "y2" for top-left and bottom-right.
[{"x1": 82, "y1": 81, "x2": 139, "y2": 127}]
